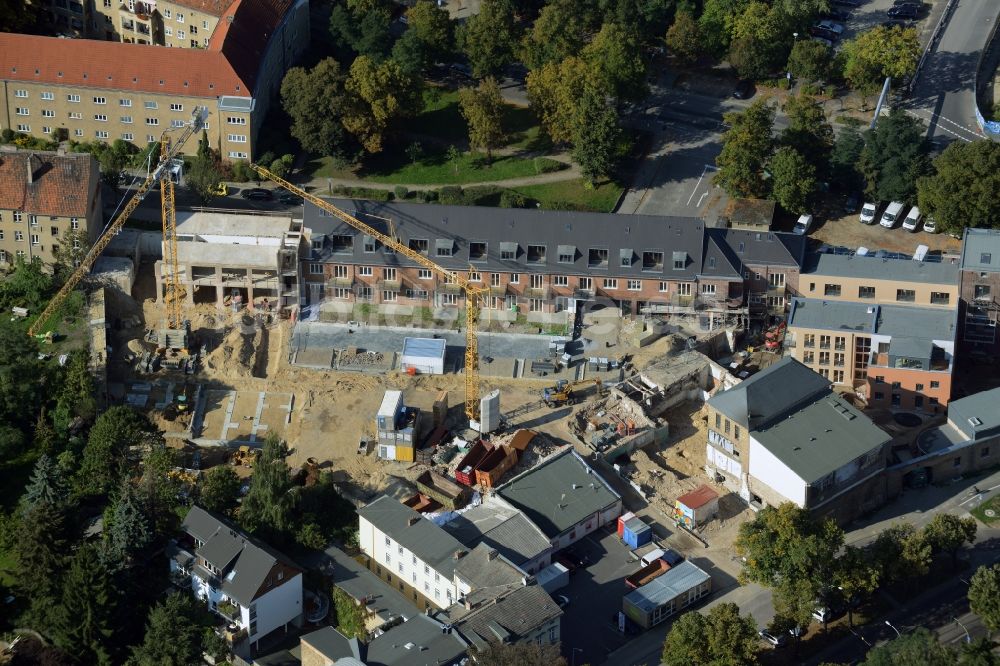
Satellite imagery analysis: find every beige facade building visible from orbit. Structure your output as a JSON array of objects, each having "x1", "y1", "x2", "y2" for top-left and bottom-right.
[
  {"x1": 1, "y1": 0, "x2": 309, "y2": 160},
  {"x1": 0, "y1": 147, "x2": 102, "y2": 269}
]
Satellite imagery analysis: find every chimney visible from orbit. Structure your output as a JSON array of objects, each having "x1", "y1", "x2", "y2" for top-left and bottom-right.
[
  {"x1": 407, "y1": 516, "x2": 420, "y2": 526},
  {"x1": 487, "y1": 549, "x2": 498, "y2": 561},
  {"x1": 453, "y1": 549, "x2": 466, "y2": 560}
]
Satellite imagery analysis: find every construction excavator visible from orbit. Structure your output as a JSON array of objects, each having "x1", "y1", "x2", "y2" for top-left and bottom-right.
[{"x1": 542, "y1": 378, "x2": 605, "y2": 407}]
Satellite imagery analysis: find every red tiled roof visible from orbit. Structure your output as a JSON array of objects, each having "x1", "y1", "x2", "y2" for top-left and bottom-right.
[
  {"x1": 0, "y1": 150, "x2": 97, "y2": 218},
  {"x1": 676, "y1": 484, "x2": 720, "y2": 510},
  {"x1": 0, "y1": 31, "x2": 248, "y2": 97},
  {"x1": 167, "y1": 0, "x2": 231, "y2": 17},
  {"x1": 213, "y1": 0, "x2": 294, "y2": 92}
]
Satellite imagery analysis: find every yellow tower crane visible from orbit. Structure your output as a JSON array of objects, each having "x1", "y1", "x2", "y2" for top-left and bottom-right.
[
  {"x1": 248, "y1": 163, "x2": 490, "y2": 421},
  {"x1": 28, "y1": 109, "x2": 205, "y2": 340}
]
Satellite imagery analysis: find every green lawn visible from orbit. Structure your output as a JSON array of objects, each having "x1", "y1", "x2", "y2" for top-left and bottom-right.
[
  {"x1": 509, "y1": 179, "x2": 625, "y2": 213},
  {"x1": 311, "y1": 151, "x2": 566, "y2": 186},
  {"x1": 971, "y1": 494, "x2": 1000, "y2": 524},
  {"x1": 408, "y1": 89, "x2": 469, "y2": 144}
]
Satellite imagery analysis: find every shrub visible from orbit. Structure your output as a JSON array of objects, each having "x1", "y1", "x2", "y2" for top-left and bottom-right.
[
  {"x1": 231, "y1": 160, "x2": 253, "y2": 182},
  {"x1": 331, "y1": 185, "x2": 392, "y2": 202},
  {"x1": 437, "y1": 185, "x2": 465, "y2": 205},
  {"x1": 394, "y1": 185, "x2": 409, "y2": 200},
  {"x1": 499, "y1": 190, "x2": 527, "y2": 208},
  {"x1": 422, "y1": 190, "x2": 439, "y2": 203}
]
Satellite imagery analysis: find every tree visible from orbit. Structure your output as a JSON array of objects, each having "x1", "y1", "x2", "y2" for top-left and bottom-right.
[
  {"x1": 52, "y1": 228, "x2": 91, "y2": 285},
  {"x1": 343, "y1": 55, "x2": 423, "y2": 154},
  {"x1": 666, "y1": 10, "x2": 703, "y2": 66},
  {"x1": 406, "y1": 0, "x2": 453, "y2": 60},
  {"x1": 917, "y1": 140, "x2": 1000, "y2": 235},
  {"x1": 391, "y1": 29, "x2": 427, "y2": 78},
  {"x1": 19, "y1": 454, "x2": 68, "y2": 514},
  {"x1": 104, "y1": 481, "x2": 152, "y2": 571},
  {"x1": 458, "y1": 78, "x2": 506, "y2": 162},
  {"x1": 841, "y1": 26, "x2": 921, "y2": 99},
  {"x1": 870, "y1": 523, "x2": 932, "y2": 583},
  {"x1": 186, "y1": 154, "x2": 223, "y2": 205},
  {"x1": 526, "y1": 56, "x2": 593, "y2": 144},
  {"x1": 833, "y1": 546, "x2": 880, "y2": 628},
  {"x1": 52, "y1": 543, "x2": 118, "y2": 665},
  {"x1": 770, "y1": 147, "x2": 816, "y2": 214},
  {"x1": 960, "y1": 638, "x2": 999, "y2": 666},
  {"x1": 923, "y1": 514, "x2": 977, "y2": 569},
  {"x1": 787, "y1": 39, "x2": 831, "y2": 82},
  {"x1": 0, "y1": 0, "x2": 41, "y2": 32},
  {"x1": 281, "y1": 59, "x2": 352, "y2": 160},
  {"x1": 199, "y1": 465, "x2": 242, "y2": 516},
  {"x1": 32, "y1": 410, "x2": 60, "y2": 456},
  {"x1": 571, "y1": 90, "x2": 623, "y2": 184},
  {"x1": 329, "y1": 1, "x2": 392, "y2": 59},
  {"x1": 520, "y1": 0, "x2": 587, "y2": 71},
  {"x1": 97, "y1": 139, "x2": 137, "y2": 193},
  {"x1": 728, "y1": 2, "x2": 787, "y2": 81},
  {"x1": 582, "y1": 22, "x2": 648, "y2": 102},
  {"x1": 197, "y1": 129, "x2": 211, "y2": 160},
  {"x1": 662, "y1": 603, "x2": 758, "y2": 666},
  {"x1": 14, "y1": 501, "x2": 68, "y2": 625},
  {"x1": 830, "y1": 122, "x2": 866, "y2": 190},
  {"x1": 52, "y1": 349, "x2": 97, "y2": 433},
  {"x1": 781, "y1": 93, "x2": 833, "y2": 170},
  {"x1": 858, "y1": 108, "x2": 930, "y2": 203},
  {"x1": 457, "y1": 0, "x2": 520, "y2": 78},
  {"x1": 76, "y1": 406, "x2": 160, "y2": 498},
  {"x1": 471, "y1": 642, "x2": 567, "y2": 666},
  {"x1": 968, "y1": 564, "x2": 1000, "y2": 637},
  {"x1": 714, "y1": 99, "x2": 775, "y2": 198},
  {"x1": 131, "y1": 592, "x2": 208, "y2": 665},
  {"x1": 772, "y1": 576, "x2": 820, "y2": 638},
  {"x1": 699, "y1": 0, "x2": 751, "y2": 59},
  {"x1": 861, "y1": 627, "x2": 956, "y2": 666},
  {"x1": 239, "y1": 434, "x2": 295, "y2": 545}
]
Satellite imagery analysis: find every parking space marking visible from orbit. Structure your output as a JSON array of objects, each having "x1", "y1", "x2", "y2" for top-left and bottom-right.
[{"x1": 686, "y1": 164, "x2": 717, "y2": 207}]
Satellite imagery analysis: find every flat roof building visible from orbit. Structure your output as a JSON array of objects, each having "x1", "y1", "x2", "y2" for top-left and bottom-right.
[
  {"x1": 622, "y1": 560, "x2": 712, "y2": 629},
  {"x1": 959, "y1": 229, "x2": 1000, "y2": 352}
]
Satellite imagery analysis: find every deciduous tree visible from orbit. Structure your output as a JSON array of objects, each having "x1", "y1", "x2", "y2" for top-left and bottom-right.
[
  {"x1": 405, "y1": 0, "x2": 453, "y2": 61},
  {"x1": 343, "y1": 56, "x2": 423, "y2": 154},
  {"x1": 458, "y1": 78, "x2": 506, "y2": 162},
  {"x1": 869, "y1": 523, "x2": 932, "y2": 583},
  {"x1": 770, "y1": 146, "x2": 816, "y2": 214},
  {"x1": 714, "y1": 99, "x2": 775, "y2": 198},
  {"x1": 520, "y1": 0, "x2": 587, "y2": 71},
  {"x1": 239, "y1": 434, "x2": 296, "y2": 545},
  {"x1": 199, "y1": 465, "x2": 242, "y2": 516},
  {"x1": 781, "y1": 93, "x2": 833, "y2": 173},
  {"x1": 571, "y1": 90, "x2": 624, "y2": 184},
  {"x1": 186, "y1": 154, "x2": 223, "y2": 205},
  {"x1": 834, "y1": 546, "x2": 880, "y2": 627},
  {"x1": 787, "y1": 39, "x2": 831, "y2": 82},
  {"x1": 861, "y1": 627, "x2": 956, "y2": 666},
  {"x1": 281, "y1": 58, "x2": 352, "y2": 160},
  {"x1": 923, "y1": 513, "x2": 977, "y2": 569},
  {"x1": 728, "y1": 2, "x2": 787, "y2": 80},
  {"x1": 666, "y1": 10, "x2": 703, "y2": 66},
  {"x1": 917, "y1": 140, "x2": 1000, "y2": 236},
  {"x1": 456, "y1": 0, "x2": 520, "y2": 78},
  {"x1": 526, "y1": 56, "x2": 593, "y2": 144},
  {"x1": 968, "y1": 564, "x2": 1000, "y2": 636},
  {"x1": 830, "y1": 122, "x2": 866, "y2": 191},
  {"x1": 841, "y1": 26, "x2": 920, "y2": 98},
  {"x1": 699, "y1": 0, "x2": 751, "y2": 59},
  {"x1": 858, "y1": 109, "x2": 930, "y2": 203},
  {"x1": 582, "y1": 22, "x2": 648, "y2": 102},
  {"x1": 662, "y1": 603, "x2": 759, "y2": 666},
  {"x1": 329, "y1": 1, "x2": 392, "y2": 59}
]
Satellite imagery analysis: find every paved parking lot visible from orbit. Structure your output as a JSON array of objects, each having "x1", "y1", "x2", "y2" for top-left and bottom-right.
[{"x1": 557, "y1": 527, "x2": 640, "y2": 665}]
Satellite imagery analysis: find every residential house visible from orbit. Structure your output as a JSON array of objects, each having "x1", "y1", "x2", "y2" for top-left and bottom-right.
[
  {"x1": 706, "y1": 358, "x2": 891, "y2": 523},
  {"x1": 89, "y1": 0, "x2": 230, "y2": 48},
  {"x1": 299, "y1": 614, "x2": 468, "y2": 666},
  {"x1": 488, "y1": 448, "x2": 622, "y2": 552},
  {"x1": 171, "y1": 505, "x2": 303, "y2": 649},
  {"x1": 959, "y1": 229, "x2": 1000, "y2": 354},
  {"x1": 0, "y1": 148, "x2": 102, "y2": 269},
  {"x1": 449, "y1": 583, "x2": 563, "y2": 650},
  {"x1": 300, "y1": 199, "x2": 805, "y2": 321},
  {"x1": 441, "y1": 503, "x2": 553, "y2": 575},
  {"x1": 0, "y1": 0, "x2": 309, "y2": 159}
]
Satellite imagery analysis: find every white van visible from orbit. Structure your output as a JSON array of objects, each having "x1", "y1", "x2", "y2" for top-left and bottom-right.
[
  {"x1": 902, "y1": 206, "x2": 922, "y2": 232},
  {"x1": 860, "y1": 202, "x2": 878, "y2": 224},
  {"x1": 880, "y1": 201, "x2": 904, "y2": 228}
]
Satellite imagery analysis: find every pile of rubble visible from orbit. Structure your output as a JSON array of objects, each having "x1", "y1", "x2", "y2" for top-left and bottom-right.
[{"x1": 338, "y1": 347, "x2": 385, "y2": 366}]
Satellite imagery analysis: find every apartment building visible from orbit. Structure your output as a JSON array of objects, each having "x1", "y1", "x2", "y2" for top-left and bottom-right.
[
  {"x1": 90, "y1": 0, "x2": 229, "y2": 48},
  {"x1": 706, "y1": 358, "x2": 891, "y2": 523},
  {"x1": 798, "y1": 252, "x2": 959, "y2": 308},
  {"x1": 0, "y1": 0, "x2": 309, "y2": 160},
  {"x1": 787, "y1": 298, "x2": 957, "y2": 411},
  {"x1": 301, "y1": 200, "x2": 806, "y2": 322},
  {"x1": 0, "y1": 148, "x2": 101, "y2": 269},
  {"x1": 959, "y1": 229, "x2": 1000, "y2": 354}
]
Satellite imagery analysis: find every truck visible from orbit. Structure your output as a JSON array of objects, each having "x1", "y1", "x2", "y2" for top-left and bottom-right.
[{"x1": 542, "y1": 378, "x2": 604, "y2": 407}]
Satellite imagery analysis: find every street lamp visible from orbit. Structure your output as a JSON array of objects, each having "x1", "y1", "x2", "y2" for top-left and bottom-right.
[
  {"x1": 885, "y1": 620, "x2": 902, "y2": 638},
  {"x1": 793, "y1": 32, "x2": 799, "y2": 40},
  {"x1": 953, "y1": 616, "x2": 972, "y2": 643}
]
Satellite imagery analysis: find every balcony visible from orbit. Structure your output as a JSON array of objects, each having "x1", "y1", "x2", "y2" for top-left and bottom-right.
[
  {"x1": 136, "y1": 23, "x2": 150, "y2": 35},
  {"x1": 215, "y1": 600, "x2": 240, "y2": 623},
  {"x1": 122, "y1": 19, "x2": 134, "y2": 30}
]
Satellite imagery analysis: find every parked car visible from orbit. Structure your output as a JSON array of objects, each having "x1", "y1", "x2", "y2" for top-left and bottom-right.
[
  {"x1": 809, "y1": 26, "x2": 839, "y2": 41},
  {"x1": 845, "y1": 191, "x2": 861, "y2": 213},
  {"x1": 860, "y1": 202, "x2": 879, "y2": 224},
  {"x1": 880, "y1": 201, "x2": 904, "y2": 228},
  {"x1": 816, "y1": 20, "x2": 845, "y2": 36},
  {"x1": 888, "y1": 4, "x2": 919, "y2": 18},
  {"x1": 792, "y1": 214, "x2": 814, "y2": 235},
  {"x1": 902, "y1": 205, "x2": 922, "y2": 232},
  {"x1": 924, "y1": 216, "x2": 938, "y2": 233},
  {"x1": 241, "y1": 187, "x2": 272, "y2": 201},
  {"x1": 279, "y1": 192, "x2": 303, "y2": 205},
  {"x1": 759, "y1": 629, "x2": 788, "y2": 647},
  {"x1": 733, "y1": 79, "x2": 756, "y2": 99}
]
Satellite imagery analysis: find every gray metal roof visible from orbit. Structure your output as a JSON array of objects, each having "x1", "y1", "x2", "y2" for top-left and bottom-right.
[
  {"x1": 182, "y1": 505, "x2": 300, "y2": 607},
  {"x1": 707, "y1": 357, "x2": 831, "y2": 430},
  {"x1": 494, "y1": 449, "x2": 620, "y2": 540},
  {"x1": 453, "y1": 543, "x2": 525, "y2": 591},
  {"x1": 961, "y1": 228, "x2": 1000, "y2": 272},
  {"x1": 788, "y1": 298, "x2": 877, "y2": 333},
  {"x1": 947, "y1": 387, "x2": 1000, "y2": 441},
  {"x1": 751, "y1": 393, "x2": 890, "y2": 483},
  {"x1": 624, "y1": 560, "x2": 711, "y2": 613},
  {"x1": 302, "y1": 199, "x2": 804, "y2": 280},
  {"x1": 876, "y1": 304, "x2": 957, "y2": 341},
  {"x1": 300, "y1": 626, "x2": 363, "y2": 662},
  {"x1": 357, "y1": 496, "x2": 468, "y2": 579},
  {"x1": 401, "y1": 337, "x2": 446, "y2": 359},
  {"x1": 804, "y1": 252, "x2": 960, "y2": 284},
  {"x1": 452, "y1": 584, "x2": 562, "y2": 652},
  {"x1": 312, "y1": 545, "x2": 415, "y2": 624},
  {"x1": 441, "y1": 504, "x2": 551, "y2": 567},
  {"x1": 365, "y1": 614, "x2": 467, "y2": 666}
]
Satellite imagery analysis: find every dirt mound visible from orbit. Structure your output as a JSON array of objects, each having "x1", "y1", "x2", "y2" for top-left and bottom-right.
[{"x1": 203, "y1": 315, "x2": 264, "y2": 378}]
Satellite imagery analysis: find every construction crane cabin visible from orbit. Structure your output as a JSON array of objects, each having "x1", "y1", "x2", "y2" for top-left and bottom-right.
[
  {"x1": 248, "y1": 163, "x2": 490, "y2": 424},
  {"x1": 28, "y1": 107, "x2": 206, "y2": 357}
]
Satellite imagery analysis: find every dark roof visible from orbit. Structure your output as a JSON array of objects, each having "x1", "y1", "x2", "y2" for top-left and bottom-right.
[
  {"x1": 317, "y1": 545, "x2": 415, "y2": 624},
  {"x1": 707, "y1": 358, "x2": 831, "y2": 430},
  {"x1": 357, "y1": 496, "x2": 468, "y2": 578},
  {"x1": 182, "y1": 505, "x2": 300, "y2": 607},
  {"x1": 947, "y1": 387, "x2": 1000, "y2": 441},
  {"x1": 300, "y1": 626, "x2": 363, "y2": 662},
  {"x1": 303, "y1": 200, "x2": 806, "y2": 280},
  {"x1": 452, "y1": 543, "x2": 525, "y2": 591},
  {"x1": 365, "y1": 614, "x2": 467, "y2": 666},
  {"x1": 441, "y1": 504, "x2": 551, "y2": 567},
  {"x1": 0, "y1": 150, "x2": 98, "y2": 217},
  {"x1": 452, "y1": 584, "x2": 562, "y2": 652},
  {"x1": 803, "y1": 252, "x2": 959, "y2": 285},
  {"x1": 494, "y1": 449, "x2": 620, "y2": 539}
]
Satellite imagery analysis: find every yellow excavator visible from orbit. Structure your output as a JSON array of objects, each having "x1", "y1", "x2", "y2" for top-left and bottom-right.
[{"x1": 542, "y1": 378, "x2": 604, "y2": 407}]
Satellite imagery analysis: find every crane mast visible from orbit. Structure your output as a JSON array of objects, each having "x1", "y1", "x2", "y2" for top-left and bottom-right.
[{"x1": 248, "y1": 163, "x2": 488, "y2": 421}]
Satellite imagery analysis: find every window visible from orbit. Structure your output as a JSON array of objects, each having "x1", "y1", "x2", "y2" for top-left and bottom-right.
[
  {"x1": 930, "y1": 381, "x2": 940, "y2": 389},
  {"x1": 41, "y1": 109, "x2": 54, "y2": 118},
  {"x1": 930, "y1": 292, "x2": 950, "y2": 305},
  {"x1": 824, "y1": 283, "x2": 841, "y2": 297},
  {"x1": 93, "y1": 96, "x2": 106, "y2": 104},
  {"x1": 588, "y1": 248, "x2": 608, "y2": 267},
  {"x1": 146, "y1": 118, "x2": 158, "y2": 125},
  {"x1": 490, "y1": 273, "x2": 501, "y2": 287},
  {"x1": 119, "y1": 98, "x2": 132, "y2": 107},
  {"x1": 333, "y1": 265, "x2": 348, "y2": 279},
  {"x1": 701, "y1": 284, "x2": 716, "y2": 295},
  {"x1": 227, "y1": 134, "x2": 246, "y2": 143},
  {"x1": 40, "y1": 92, "x2": 54, "y2": 100},
  {"x1": 874, "y1": 375, "x2": 884, "y2": 384},
  {"x1": 678, "y1": 282, "x2": 692, "y2": 296},
  {"x1": 915, "y1": 383, "x2": 924, "y2": 391},
  {"x1": 803, "y1": 351, "x2": 814, "y2": 364},
  {"x1": 358, "y1": 266, "x2": 373, "y2": 277},
  {"x1": 74, "y1": 129, "x2": 83, "y2": 137},
  {"x1": 190, "y1": 25, "x2": 197, "y2": 34},
  {"x1": 68, "y1": 111, "x2": 82, "y2": 120},
  {"x1": 983, "y1": 447, "x2": 991, "y2": 458},
  {"x1": 14, "y1": 231, "x2": 23, "y2": 242},
  {"x1": 177, "y1": 29, "x2": 185, "y2": 39},
  {"x1": 896, "y1": 289, "x2": 915, "y2": 302},
  {"x1": 891, "y1": 381, "x2": 901, "y2": 389},
  {"x1": 858, "y1": 285, "x2": 875, "y2": 299},
  {"x1": 468, "y1": 271, "x2": 481, "y2": 282},
  {"x1": 170, "y1": 103, "x2": 183, "y2": 111},
  {"x1": 627, "y1": 279, "x2": 641, "y2": 291},
  {"x1": 14, "y1": 89, "x2": 27, "y2": 98},
  {"x1": 659, "y1": 281, "x2": 669, "y2": 292},
  {"x1": 67, "y1": 94, "x2": 80, "y2": 103},
  {"x1": 553, "y1": 275, "x2": 568, "y2": 287},
  {"x1": 436, "y1": 241, "x2": 453, "y2": 257},
  {"x1": 529, "y1": 298, "x2": 542, "y2": 312},
  {"x1": 227, "y1": 116, "x2": 247, "y2": 125},
  {"x1": 382, "y1": 267, "x2": 397, "y2": 281},
  {"x1": 734, "y1": 425, "x2": 740, "y2": 439},
  {"x1": 982, "y1": 253, "x2": 993, "y2": 265},
  {"x1": 176, "y1": 11, "x2": 184, "y2": 21},
  {"x1": 953, "y1": 457, "x2": 962, "y2": 468},
  {"x1": 144, "y1": 101, "x2": 158, "y2": 109},
  {"x1": 228, "y1": 152, "x2": 248, "y2": 159},
  {"x1": 94, "y1": 114, "x2": 107, "y2": 122},
  {"x1": 526, "y1": 244, "x2": 546, "y2": 263},
  {"x1": 30, "y1": 234, "x2": 39, "y2": 245},
  {"x1": 642, "y1": 251, "x2": 664, "y2": 270},
  {"x1": 95, "y1": 130, "x2": 108, "y2": 139},
  {"x1": 603, "y1": 278, "x2": 618, "y2": 290},
  {"x1": 974, "y1": 285, "x2": 991, "y2": 301},
  {"x1": 13, "y1": 212, "x2": 22, "y2": 223},
  {"x1": 469, "y1": 241, "x2": 488, "y2": 261},
  {"x1": 833, "y1": 369, "x2": 844, "y2": 384},
  {"x1": 874, "y1": 391, "x2": 884, "y2": 401},
  {"x1": 509, "y1": 273, "x2": 520, "y2": 284},
  {"x1": 529, "y1": 274, "x2": 544, "y2": 289},
  {"x1": 819, "y1": 335, "x2": 831, "y2": 349},
  {"x1": 164, "y1": 26, "x2": 172, "y2": 36},
  {"x1": 14, "y1": 108, "x2": 28, "y2": 116},
  {"x1": 819, "y1": 351, "x2": 830, "y2": 365},
  {"x1": 768, "y1": 273, "x2": 785, "y2": 288},
  {"x1": 15, "y1": 124, "x2": 29, "y2": 132},
  {"x1": 42, "y1": 127, "x2": 51, "y2": 135},
  {"x1": 418, "y1": 269, "x2": 433, "y2": 280},
  {"x1": 724, "y1": 419, "x2": 730, "y2": 434},
  {"x1": 120, "y1": 116, "x2": 133, "y2": 124},
  {"x1": 382, "y1": 290, "x2": 397, "y2": 302},
  {"x1": 309, "y1": 263, "x2": 323, "y2": 275},
  {"x1": 834, "y1": 352, "x2": 845, "y2": 366},
  {"x1": 163, "y1": 7, "x2": 170, "y2": 16}
]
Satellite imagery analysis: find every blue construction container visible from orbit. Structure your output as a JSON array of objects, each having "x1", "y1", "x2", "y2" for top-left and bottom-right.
[{"x1": 623, "y1": 517, "x2": 653, "y2": 549}]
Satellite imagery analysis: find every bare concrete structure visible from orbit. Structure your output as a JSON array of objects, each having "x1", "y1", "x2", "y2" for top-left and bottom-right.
[{"x1": 155, "y1": 210, "x2": 304, "y2": 315}]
